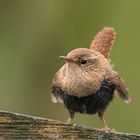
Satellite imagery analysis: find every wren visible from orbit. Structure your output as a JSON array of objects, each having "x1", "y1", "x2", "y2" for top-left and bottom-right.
[{"x1": 51, "y1": 27, "x2": 131, "y2": 130}]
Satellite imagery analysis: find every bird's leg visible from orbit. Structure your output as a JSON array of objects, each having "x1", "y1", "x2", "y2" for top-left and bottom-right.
[
  {"x1": 66, "y1": 110, "x2": 75, "y2": 123},
  {"x1": 98, "y1": 111, "x2": 109, "y2": 130},
  {"x1": 98, "y1": 111, "x2": 116, "y2": 132}
]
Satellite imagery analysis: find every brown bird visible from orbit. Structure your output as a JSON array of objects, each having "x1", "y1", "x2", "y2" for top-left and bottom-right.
[{"x1": 51, "y1": 27, "x2": 131, "y2": 130}]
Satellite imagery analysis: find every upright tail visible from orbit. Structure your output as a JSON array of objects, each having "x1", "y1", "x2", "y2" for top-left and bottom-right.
[{"x1": 90, "y1": 27, "x2": 116, "y2": 59}]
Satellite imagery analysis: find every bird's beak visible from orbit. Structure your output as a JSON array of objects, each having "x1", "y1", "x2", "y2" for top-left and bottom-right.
[{"x1": 59, "y1": 56, "x2": 74, "y2": 63}]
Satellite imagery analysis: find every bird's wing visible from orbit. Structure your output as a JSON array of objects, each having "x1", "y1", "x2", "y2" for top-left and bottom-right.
[
  {"x1": 51, "y1": 85, "x2": 63, "y2": 103},
  {"x1": 106, "y1": 70, "x2": 131, "y2": 103},
  {"x1": 90, "y1": 27, "x2": 116, "y2": 59},
  {"x1": 51, "y1": 66, "x2": 66, "y2": 103}
]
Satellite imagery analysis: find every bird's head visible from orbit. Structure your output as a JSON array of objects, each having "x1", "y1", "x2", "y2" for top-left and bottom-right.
[{"x1": 59, "y1": 48, "x2": 111, "y2": 73}]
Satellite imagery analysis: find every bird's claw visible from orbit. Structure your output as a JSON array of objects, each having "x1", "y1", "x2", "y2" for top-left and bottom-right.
[{"x1": 100, "y1": 127, "x2": 116, "y2": 133}]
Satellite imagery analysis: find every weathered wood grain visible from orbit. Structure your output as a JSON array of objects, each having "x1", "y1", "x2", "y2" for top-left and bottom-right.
[{"x1": 0, "y1": 110, "x2": 139, "y2": 140}]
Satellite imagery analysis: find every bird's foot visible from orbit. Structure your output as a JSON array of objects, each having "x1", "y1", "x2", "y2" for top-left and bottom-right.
[
  {"x1": 65, "y1": 116, "x2": 73, "y2": 124},
  {"x1": 65, "y1": 110, "x2": 75, "y2": 124},
  {"x1": 100, "y1": 127, "x2": 116, "y2": 133}
]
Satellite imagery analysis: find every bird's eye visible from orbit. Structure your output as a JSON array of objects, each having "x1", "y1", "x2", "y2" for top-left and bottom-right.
[{"x1": 80, "y1": 59, "x2": 87, "y2": 65}]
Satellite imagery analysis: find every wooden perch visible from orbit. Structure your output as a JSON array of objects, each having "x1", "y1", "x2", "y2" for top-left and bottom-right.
[{"x1": 0, "y1": 110, "x2": 139, "y2": 140}]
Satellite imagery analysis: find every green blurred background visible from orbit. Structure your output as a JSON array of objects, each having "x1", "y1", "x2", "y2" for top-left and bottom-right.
[{"x1": 0, "y1": 0, "x2": 139, "y2": 134}]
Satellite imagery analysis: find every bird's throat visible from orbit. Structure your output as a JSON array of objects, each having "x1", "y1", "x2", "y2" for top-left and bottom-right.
[{"x1": 64, "y1": 64, "x2": 104, "y2": 97}]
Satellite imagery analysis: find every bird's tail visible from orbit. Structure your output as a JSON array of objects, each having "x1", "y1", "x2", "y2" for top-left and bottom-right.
[{"x1": 90, "y1": 27, "x2": 116, "y2": 59}]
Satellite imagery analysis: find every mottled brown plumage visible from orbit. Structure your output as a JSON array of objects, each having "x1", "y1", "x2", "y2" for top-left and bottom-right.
[{"x1": 51, "y1": 27, "x2": 131, "y2": 130}]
